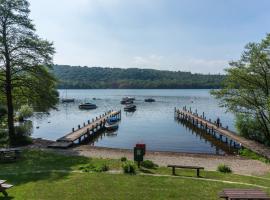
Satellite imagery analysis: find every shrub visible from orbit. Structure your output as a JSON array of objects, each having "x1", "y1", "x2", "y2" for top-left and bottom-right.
[
  {"x1": 141, "y1": 160, "x2": 158, "y2": 169},
  {"x1": 217, "y1": 164, "x2": 232, "y2": 173},
  {"x1": 120, "y1": 157, "x2": 127, "y2": 162},
  {"x1": 122, "y1": 160, "x2": 136, "y2": 174},
  {"x1": 79, "y1": 163, "x2": 109, "y2": 172},
  {"x1": 239, "y1": 148, "x2": 270, "y2": 163},
  {"x1": 0, "y1": 105, "x2": 7, "y2": 118},
  {"x1": 17, "y1": 105, "x2": 33, "y2": 121},
  {"x1": 94, "y1": 163, "x2": 109, "y2": 172},
  {"x1": 12, "y1": 122, "x2": 33, "y2": 146}
]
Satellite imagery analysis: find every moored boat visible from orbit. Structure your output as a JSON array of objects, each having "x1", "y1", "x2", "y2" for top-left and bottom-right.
[
  {"x1": 120, "y1": 97, "x2": 134, "y2": 104},
  {"x1": 105, "y1": 117, "x2": 119, "y2": 130},
  {"x1": 61, "y1": 98, "x2": 75, "y2": 103},
  {"x1": 144, "y1": 98, "x2": 155, "y2": 102},
  {"x1": 79, "y1": 103, "x2": 97, "y2": 110},
  {"x1": 124, "y1": 104, "x2": 136, "y2": 111}
]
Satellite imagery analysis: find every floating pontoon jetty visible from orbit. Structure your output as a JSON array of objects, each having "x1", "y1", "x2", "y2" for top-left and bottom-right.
[{"x1": 48, "y1": 110, "x2": 121, "y2": 148}]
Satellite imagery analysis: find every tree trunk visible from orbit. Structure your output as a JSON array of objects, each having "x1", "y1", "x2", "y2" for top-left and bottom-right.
[
  {"x1": 2, "y1": 21, "x2": 15, "y2": 146},
  {"x1": 5, "y1": 61, "x2": 15, "y2": 146}
]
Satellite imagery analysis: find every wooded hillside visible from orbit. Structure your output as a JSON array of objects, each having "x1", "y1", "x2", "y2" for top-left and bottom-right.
[{"x1": 53, "y1": 65, "x2": 225, "y2": 89}]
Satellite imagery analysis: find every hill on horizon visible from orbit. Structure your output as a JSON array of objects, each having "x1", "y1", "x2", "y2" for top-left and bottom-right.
[{"x1": 52, "y1": 65, "x2": 225, "y2": 89}]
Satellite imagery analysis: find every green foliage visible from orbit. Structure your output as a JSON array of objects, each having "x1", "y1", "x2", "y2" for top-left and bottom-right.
[
  {"x1": 141, "y1": 160, "x2": 158, "y2": 169},
  {"x1": 212, "y1": 34, "x2": 270, "y2": 144},
  {"x1": 53, "y1": 65, "x2": 225, "y2": 89},
  {"x1": 12, "y1": 121, "x2": 33, "y2": 146},
  {"x1": 239, "y1": 148, "x2": 270, "y2": 163},
  {"x1": 0, "y1": 105, "x2": 7, "y2": 119},
  {"x1": 17, "y1": 105, "x2": 34, "y2": 121},
  {"x1": 120, "y1": 157, "x2": 127, "y2": 162},
  {"x1": 0, "y1": 0, "x2": 58, "y2": 145},
  {"x1": 217, "y1": 164, "x2": 232, "y2": 173},
  {"x1": 79, "y1": 163, "x2": 109, "y2": 172},
  {"x1": 236, "y1": 114, "x2": 268, "y2": 145},
  {"x1": 122, "y1": 160, "x2": 137, "y2": 174},
  {"x1": 0, "y1": 129, "x2": 8, "y2": 147}
]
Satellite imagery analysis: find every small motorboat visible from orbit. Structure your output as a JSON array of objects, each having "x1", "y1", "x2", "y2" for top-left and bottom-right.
[
  {"x1": 79, "y1": 103, "x2": 97, "y2": 110},
  {"x1": 124, "y1": 104, "x2": 136, "y2": 111},
  {"x1": 121, "y1": 97, "x2": 134, "y2": 104},
  {"x1": 62, "y1": 98, "x2": 75, "y2": 103},
  {"x1": 105, "y1": 117, "x2": 119, "y2": 130},
  {"x1": 144, "y1": 98, "x2": 155, "y2": 102},
  {"x1": 121, "y1": 100, "x2": 133, "y2": 104}
]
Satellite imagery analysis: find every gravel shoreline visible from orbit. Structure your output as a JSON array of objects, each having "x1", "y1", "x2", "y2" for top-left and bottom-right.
[{"x1": 30, "y1": 139, "x2": 270, "y2": 176}]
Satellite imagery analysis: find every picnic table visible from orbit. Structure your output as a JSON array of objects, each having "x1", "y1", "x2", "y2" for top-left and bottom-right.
[
  {"x1": 219, "y1": 189, "x2": 270, "y2": 200},
  {"x1": 0, "y1": 180, "x2": 13, "y2": 197}
]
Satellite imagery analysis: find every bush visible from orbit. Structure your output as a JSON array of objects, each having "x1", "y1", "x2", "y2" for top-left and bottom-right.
[
  {"x1": 120, "y1": 157, "x2": 127, "y2": 162},
  {"x1": 79, "y1": 163, "x2": 109, "y2": 172},
  {"x1": 17, "y1": 105, "x2": 33, "y2": 121},
  {"x1": 0, "y1": 105, "x2": 7, "y2": 119},
  {"x1": 239, "y1": 148, "x2": 270, "y2": 163},
  {"x1": 122, "y1": 161, "x2": 136, "y2": 174},
  {"x1": 141, "y1": 160, "x2": 158, "y2": 169},
  {"x1": 12, "y1": 122, "x2": 33, "y2": 146},
  {"x1": 217, "y1": 164, "x2": 232, "y2": 173}
]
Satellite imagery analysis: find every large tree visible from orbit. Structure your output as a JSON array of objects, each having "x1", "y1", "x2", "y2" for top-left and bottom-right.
[
  {"x1": 0, "y1": 0, "x2": 58, "y2": 145},
  {"x1": 212, "y1": 34, "x2": 270, "y2": 145}
]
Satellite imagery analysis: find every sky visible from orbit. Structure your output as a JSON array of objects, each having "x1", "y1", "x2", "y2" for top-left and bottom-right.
[{"x1": 28, "y1": 0, "x2": 270, "y2": 74}]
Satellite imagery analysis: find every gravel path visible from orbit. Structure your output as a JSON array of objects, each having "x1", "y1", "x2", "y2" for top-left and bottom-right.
[{"x1": 52, "y1": 145, "x2": 270, "y2": 176}]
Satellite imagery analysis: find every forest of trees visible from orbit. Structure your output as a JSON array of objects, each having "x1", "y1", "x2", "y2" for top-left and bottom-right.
[{"x1": 53, "y1": 65, "x2": 225, "y2": 89}]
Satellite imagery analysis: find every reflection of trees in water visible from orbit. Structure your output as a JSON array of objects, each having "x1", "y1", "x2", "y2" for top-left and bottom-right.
[{"x1": 176, "y1": 119, "x2": 237, "y2": 155}]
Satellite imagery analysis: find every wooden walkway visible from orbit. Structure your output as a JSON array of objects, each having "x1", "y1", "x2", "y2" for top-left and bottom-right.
[
  {"x1": 49, "y1": 110, "x2": 121, "y2": 148},
  {"x1": 175, "y1": 108, "x2": 270, "y2": 159}
]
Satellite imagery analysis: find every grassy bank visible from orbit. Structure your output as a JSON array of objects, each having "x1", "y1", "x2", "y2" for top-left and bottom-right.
[{"x1": 0, "y1": 150, "x2": 269, "y2": 200}]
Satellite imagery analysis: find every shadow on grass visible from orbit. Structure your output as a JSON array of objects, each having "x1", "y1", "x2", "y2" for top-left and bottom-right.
[
  {"x1": 139, "y1": 168, "x2": 155, "y2": 174},
  {"x1": 0, "y1": 196, "x2": 14, "y2": 200},
  {"x1": 0, "y1": 149, "x2": 92, "y2": 186}
]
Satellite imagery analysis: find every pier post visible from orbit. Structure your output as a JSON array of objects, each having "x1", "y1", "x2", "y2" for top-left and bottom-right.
[{"x1": 219, "y1": 135, "x2": 222, "y2": 141}]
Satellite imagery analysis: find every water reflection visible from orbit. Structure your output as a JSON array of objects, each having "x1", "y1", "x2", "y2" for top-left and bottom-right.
[{"x1": 176, "y1": 118, "x2": 237, "y2": 155}]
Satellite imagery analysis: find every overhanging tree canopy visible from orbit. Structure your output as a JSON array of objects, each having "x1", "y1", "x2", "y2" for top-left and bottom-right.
[
  {"x1": 212, "y1": 34, "x2": 270, "y2": 144},
  {"x1": 0, "y1": 0, "x2": 58, "y2": 145}
]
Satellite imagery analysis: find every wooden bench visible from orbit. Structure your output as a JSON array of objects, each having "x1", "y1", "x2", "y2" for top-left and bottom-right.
[
  {"x1": 167, "y1": 165, "x2": 204, "y2": 177},
  {"x1": 0, "y1": 148, "x2": 21, "y2": 162},
  {"x1": 219, "y1": 189, "x2": 270, "y2": 200},
  {"x1": 0, "y1": 180, "x2": 13, "y2": 197}
]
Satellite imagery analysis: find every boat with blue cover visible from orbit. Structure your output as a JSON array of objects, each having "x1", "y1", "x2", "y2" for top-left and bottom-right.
[{"x1": 105, "y1": 116, "x2": 119, "y2": 130}]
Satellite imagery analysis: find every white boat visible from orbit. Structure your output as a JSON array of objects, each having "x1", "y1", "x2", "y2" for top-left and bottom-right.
[
  {"x1": 120, "y1": 97, "x2": 135, "y2": 104},
  {"x1": 105, "y1": 117, "x2": 119, "y2": 130},
  {"x1": 79, "y1": 103, "x2": 97, "y2": 110},
  {"x1": 124, "y1": 104, "x2": 136, "y2": 111}
]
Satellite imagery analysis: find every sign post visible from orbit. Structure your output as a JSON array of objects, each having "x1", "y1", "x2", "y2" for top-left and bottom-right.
[{"x1": 134, "y1": 143, "x2": 146, "y2": 167}]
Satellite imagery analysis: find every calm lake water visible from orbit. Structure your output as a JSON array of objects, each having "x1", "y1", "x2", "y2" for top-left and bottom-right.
[{"x1": 31, "y1": 89, "x2": 237, "y2": 155}]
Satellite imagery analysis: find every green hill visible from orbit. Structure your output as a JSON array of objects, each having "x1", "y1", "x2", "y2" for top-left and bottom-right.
[{"x1": 52, "y1": 65, "x2": 225, "y2": 89}]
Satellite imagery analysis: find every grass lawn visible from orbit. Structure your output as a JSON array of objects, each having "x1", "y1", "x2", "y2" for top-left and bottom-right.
[{"x1": 0, "y1": 150, "x2": 269, "y2": 200}]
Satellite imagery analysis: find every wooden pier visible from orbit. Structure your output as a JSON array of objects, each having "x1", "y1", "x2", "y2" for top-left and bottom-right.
[
  {"x1": 48, "y1": 110, "x2": 121, "y2": 148},
  {"x1": 175, "y1": 107, "x2": 270, "y2": 159}
]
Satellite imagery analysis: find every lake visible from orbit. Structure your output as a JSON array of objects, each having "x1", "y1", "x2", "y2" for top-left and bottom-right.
[{"x1": 31, "y1": 89, "x2": 237, "y2": 155}]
